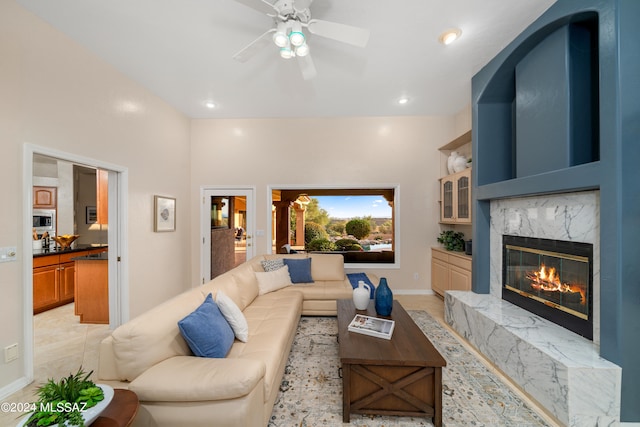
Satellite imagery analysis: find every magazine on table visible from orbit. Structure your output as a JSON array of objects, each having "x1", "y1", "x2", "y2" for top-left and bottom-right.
[{"x1": 347, "y1": 314, "x2": 395, "y2": 340}]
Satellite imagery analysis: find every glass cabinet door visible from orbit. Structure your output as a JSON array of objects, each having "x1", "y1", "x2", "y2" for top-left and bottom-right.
[
  {"x1": 457, "y1": 175, "x2": 470, "y2": 221},
  {"x1": 441, "y1": 179, "x2": 454, "y2": 221}
]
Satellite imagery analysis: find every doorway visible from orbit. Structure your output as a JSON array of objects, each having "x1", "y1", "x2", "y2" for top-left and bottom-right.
[
  {"x1": 23, "y1": 144, "x2": 127, "y2": 384},
  {"x1": 201, "y1": 187, "x2": 255, "y2": 283}
]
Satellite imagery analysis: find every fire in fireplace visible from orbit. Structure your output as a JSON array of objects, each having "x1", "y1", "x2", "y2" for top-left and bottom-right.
[{"x1": 502, "y1": 235, "x2": 593, "y2": 339}]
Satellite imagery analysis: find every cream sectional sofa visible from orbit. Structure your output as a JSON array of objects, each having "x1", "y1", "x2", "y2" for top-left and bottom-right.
[{"x1": 98, "y1": 253, "x2": 367, "y2": 427}]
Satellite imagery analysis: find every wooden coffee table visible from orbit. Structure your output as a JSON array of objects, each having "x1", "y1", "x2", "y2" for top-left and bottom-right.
[{"x1": 337, "y1": 299, "x2": 446, "y2": 426}]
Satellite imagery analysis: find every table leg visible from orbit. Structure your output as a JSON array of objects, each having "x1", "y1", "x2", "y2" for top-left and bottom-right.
[
  {"x1": 434, "y1": 367, "x2": 442, "y2": 427},
  {"x1": 342, "y1": 363, "x2": 351, "y2": 423}
]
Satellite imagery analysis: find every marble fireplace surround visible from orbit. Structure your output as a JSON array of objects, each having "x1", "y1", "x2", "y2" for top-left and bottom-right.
[{"x1": 445, "y1": 191, "x2": 622, "y2": 426}]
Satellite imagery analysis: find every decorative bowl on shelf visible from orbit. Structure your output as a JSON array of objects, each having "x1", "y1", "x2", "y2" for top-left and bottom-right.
[{"x1": 53, "y1": 234, "x2": 80, "y2": 249}]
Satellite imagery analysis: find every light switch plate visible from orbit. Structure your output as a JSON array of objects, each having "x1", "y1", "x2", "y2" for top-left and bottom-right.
[
  {"x1": 0, "y1": 247, "x2": 17, "y2": 263},
  {"x1": 4, "y1": 343, "x2": 18, "y2": 363}
]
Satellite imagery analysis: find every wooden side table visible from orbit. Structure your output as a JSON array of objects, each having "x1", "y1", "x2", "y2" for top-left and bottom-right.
[{"x1": 92, "y1": 389, "x2": 139, "y2": 427}]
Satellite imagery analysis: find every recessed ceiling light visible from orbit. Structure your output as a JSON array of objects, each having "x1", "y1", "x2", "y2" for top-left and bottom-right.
[
  {"x1": 398, "y1": 97, "x2": 409, "y2": 105},
  {"x1": 204, "y1": 101, "x2": 216, "y2": 109},
  {"x1": 439, "y1": 28, "x2": 462, "y2": 45}
]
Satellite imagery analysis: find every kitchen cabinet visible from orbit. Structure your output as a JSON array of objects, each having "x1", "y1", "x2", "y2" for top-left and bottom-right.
[
  {"x1": 33, "y1": 262, "x2": 59, "y2": 312},
  {"x1": 96, "y1": 169, "x2": 108, "y2": 224},
  {"x1": 33, "y1": 253, "x2": 75, "y2": 313},
  {"x1": 431, "y1": 247, "x2": 472, "y2": 297},
  {"x1": 440, "y1": 168, "x2": 471, "y2": 224},
  {"x1": 33, "y1": 247, "x2": 107, "y2": 314},
  {"x1": 74, "y1": 253, "x2": 109, "y2": 324},
  {"x1": 33, "y1": 186, "x2": 57, "y2": 209}
]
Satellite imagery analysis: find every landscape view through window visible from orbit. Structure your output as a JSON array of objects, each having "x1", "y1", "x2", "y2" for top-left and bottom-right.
[{"x1": 285, "y1": 190, "x2": 396, "y2": 263}]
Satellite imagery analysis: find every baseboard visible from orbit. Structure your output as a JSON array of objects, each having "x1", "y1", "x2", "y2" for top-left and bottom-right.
[
  {"x1": 0, "y1": 376, "x2": 30, "y2": 401},
  {"x1": 392, "y1": 289, "x2": 435, "y2": 296}
]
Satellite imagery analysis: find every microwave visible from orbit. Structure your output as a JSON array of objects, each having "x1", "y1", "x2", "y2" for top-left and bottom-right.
[{"x1": 33, "y1": 209, "x2": 56, "y2": 234}]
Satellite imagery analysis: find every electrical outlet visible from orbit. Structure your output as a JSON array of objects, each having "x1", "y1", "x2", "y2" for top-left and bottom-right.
[
  {"x1": 4, "y1": 343, "x2": 18, "y2": 363},
  {"x1": 0, "y1": 247, "x2": 17, "y2": 263},
  {"x1": 414, "y1": 272, "x2": 419, "y2": 280}
]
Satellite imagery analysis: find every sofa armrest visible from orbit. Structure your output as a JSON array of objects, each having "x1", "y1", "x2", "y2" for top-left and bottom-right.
[
  {"x1": 97, "y1": 335, "x2": 120, "y2": 381},
  {"x1": 129, "y1": 356, "x2": 266, "y2": 402}
]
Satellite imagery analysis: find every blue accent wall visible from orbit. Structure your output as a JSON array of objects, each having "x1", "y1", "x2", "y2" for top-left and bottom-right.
[{"x1": 472, "y1": 0, "x2": 640, "y2": 421}]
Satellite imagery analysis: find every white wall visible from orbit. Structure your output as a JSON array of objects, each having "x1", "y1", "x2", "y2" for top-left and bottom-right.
[
  {"x1": 0, "y1": 1, "x2": 191, "y2": 393},
  {"x1": 190, "y1": 116, "x2": 456, "y2": 293}
]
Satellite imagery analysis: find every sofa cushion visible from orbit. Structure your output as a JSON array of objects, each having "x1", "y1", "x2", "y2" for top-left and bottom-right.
[
  {"x1": 283, "y1": 258, "x2": 314, "y2": 283},
  {"x1": 216, "y1": 290, "x2": 249, "y2": 342},
  {"x1": 261, "y1": 258, "x2": 284, "y2": 272},
  {"x1": 178, "y1": 294, "x2": 234, "y2": 358},
  {"x1": 228, "y1": 290, "x2": 303, "y2": 403},
  {"x1": 255, "y1": 265, "x2": 292, "y2": 295},
  {"x1": 278, "y1": 279, "x2": 353, "y2": 300},
  {"x1": 308, "y1": 253, "x2": 345, "y2": 281},
  {"x1": 129, "y1": 356, "x2": 265, "y2": 402}
]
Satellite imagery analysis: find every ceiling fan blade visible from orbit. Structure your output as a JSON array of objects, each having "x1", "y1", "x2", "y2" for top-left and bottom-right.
[
  {"x1": 232, "y1": 29, "x2": 276, "y2": 63},
  {"x1": 306, "y1": 19, "x2": 370, "y2": 48},
  {"x1": 297, "y1": 54, "x2": 317, "y2": 80},
  {"x1": 233, "y1": 0, "x2": 277, "y2": 15}
]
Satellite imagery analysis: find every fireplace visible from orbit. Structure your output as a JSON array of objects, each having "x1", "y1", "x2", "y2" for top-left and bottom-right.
[{"x1": 502, "y1": 235, "x2": 593, "y2": 339}]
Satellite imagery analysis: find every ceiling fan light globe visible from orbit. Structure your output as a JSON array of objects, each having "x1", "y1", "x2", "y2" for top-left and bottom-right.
[
  {"x1": 273, "y1": 32, "x2": 289, "y2": 48},
  {"x1": 280, "y1": 47, "x2": 294, "y2": 59},
  {"x1": 289, "y1": 31, "x2": 305, "y2": 47},
  {"x1": 295, "y1": 43, "x2": 309, "y2": 57}
]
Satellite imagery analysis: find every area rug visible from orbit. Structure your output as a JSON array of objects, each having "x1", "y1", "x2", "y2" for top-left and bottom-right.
[{"x1": 268, "y1": 311, "x2": 552, "y2": 427}]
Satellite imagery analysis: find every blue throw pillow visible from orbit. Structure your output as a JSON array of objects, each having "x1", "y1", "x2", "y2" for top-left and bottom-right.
[
  {"x1": 178, "y1": 293, "x2": 234, "y2": 358},
  {"x1": 283, "y1": 258, "x2": 314, "y2": 283}
]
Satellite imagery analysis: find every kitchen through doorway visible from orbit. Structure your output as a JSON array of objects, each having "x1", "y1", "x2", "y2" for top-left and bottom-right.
[{"x1": 24, "y1": 145, "x2": 127, "y2": 387}]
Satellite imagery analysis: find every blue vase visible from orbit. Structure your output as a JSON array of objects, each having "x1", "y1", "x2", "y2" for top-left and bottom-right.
[{"x1": 374, "y1": 277, "x2": 393, "y2": 316}]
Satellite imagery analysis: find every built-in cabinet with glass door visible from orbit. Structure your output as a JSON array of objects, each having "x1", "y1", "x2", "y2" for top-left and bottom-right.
[
  {"x1": 440, "y1": 168, "x2": 471, "y2": 224},
  {"x1": 432, "y1": 130, "x2": 473, "y2": 296}
]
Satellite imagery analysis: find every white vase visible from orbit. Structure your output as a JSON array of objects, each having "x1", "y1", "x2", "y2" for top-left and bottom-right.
[
  {"x1": 352, "y1": 281, "x2": 371, "y2": 310},
  {"x1": 453, "y1": 155, "x2": 467, "y2": 172},
  {"x1": 447, "y1": 151, "x2": 459, "y2": 174}
]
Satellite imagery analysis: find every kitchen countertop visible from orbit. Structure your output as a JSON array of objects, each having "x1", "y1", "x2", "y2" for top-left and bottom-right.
[{"x1": 33, "y1": 244, "x2": 108, "y2": 258}]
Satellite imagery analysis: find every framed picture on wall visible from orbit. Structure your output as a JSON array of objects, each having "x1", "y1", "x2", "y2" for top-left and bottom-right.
[
  {"x1": 154, "y1": 195, "x2": 176, "y2": 232},
  {"x1": 86, "y1": 206, "x2": 97, "y2": 224}
]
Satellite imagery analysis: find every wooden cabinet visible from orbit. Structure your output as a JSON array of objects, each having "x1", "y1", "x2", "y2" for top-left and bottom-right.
[
  {"x1": 33, "y1": 253, "x2": 76, "y2": 313},
  {"x1": 440, "y1": 168, "x2": 471, "y2": 224},
  {"x1": 96, "y1": 169, "x2": 108, "y2": 224},
  {"x1": 438, "y1": 130, "x2": 472, "y2": 224},
  {"x1": 33, "y1": 262, "x2": 59, "y2": 312},
  {"x1": 33, "y1": 186, "x2": 57, "y2": 209},
  {"x1": 74, "y1": 255, "x2": 109, "y2": 324},
  {"x1": 431, "y1": 247, "x2": 472, "y2": 297},
  {"x1": 32, "y1": 249, "x2": 107, "y2": 314}
]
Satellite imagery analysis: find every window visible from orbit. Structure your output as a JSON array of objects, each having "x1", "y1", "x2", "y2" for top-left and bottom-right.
[{"x1": 271, "y1": 187, "x2": 397, "y2": 265}]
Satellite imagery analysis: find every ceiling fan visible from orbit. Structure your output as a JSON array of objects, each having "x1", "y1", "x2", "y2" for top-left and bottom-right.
[{"x1": 231, "y1": 0, "x2": 370, "y2": 80}]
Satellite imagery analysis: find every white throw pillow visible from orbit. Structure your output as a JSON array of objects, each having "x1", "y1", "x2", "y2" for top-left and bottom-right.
[
  {"x1": 255, "y1": 265, "x2": 292, "y2": 295},
  {"x1": 216, "y1": 290, "x2": 249, "y2": 343}
]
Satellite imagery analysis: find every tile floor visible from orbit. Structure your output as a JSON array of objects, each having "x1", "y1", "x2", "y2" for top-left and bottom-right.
[
  {"x1": 0, "y1": 295, "x2": 559, "y2": 427},
  {"x1": 0, "y1": 303, "x2": 110, "y2": 426}
]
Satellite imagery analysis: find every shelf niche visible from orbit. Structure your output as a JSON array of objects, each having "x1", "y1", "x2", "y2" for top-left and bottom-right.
[{"x1": 476, "y1": 12, "x2": 599, "y2": 186}]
